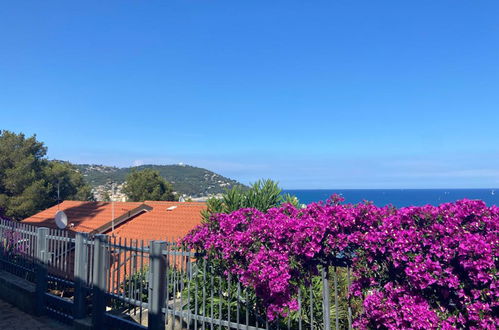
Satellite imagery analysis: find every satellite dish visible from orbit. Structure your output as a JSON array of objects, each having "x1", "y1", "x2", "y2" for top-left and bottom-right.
[{"x1": 55, "y1": 210, "x2": 68, "y2": 229}]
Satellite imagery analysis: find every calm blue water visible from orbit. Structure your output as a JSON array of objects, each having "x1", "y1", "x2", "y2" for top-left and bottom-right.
[{"x1": 282, "y1": 189, "x2": 499, "y2": 207}]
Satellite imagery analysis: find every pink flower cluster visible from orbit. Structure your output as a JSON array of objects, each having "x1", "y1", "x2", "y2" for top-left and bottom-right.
[
  {"x1": 1, "y1": 226, "x2": 25, "y2": 255},
  {"x1": 182, "y1": 197, "x2": 499, "y2": 328}
]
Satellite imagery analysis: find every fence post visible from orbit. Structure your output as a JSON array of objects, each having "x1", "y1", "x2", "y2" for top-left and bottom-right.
[
  {"x1": 35, "y1": 227, "x2": 49, "y2": 316},
  {"x1": 74, "y1": 232, "x2": 88, "y2": 319},
  {"x1": 0, "y1": 220, "x2": 5, "y2": 271},
  {"x1": 92, "y1": 234, "x2": 109, "y2": 328},
  {"x1": 322, "y1": 265, "x2": 331, "y2": 330},
  {"x1": 148, "y1": 241, "x2": 167, "y2": 330}
]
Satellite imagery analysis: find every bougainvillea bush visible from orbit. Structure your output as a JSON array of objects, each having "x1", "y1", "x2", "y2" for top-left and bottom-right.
[
  {"x1": 182, "y1": 197, "x2": 498, "y2": 329},
  {"x1": 0, "y1": 222, "x2": 25, "y2": 257}
]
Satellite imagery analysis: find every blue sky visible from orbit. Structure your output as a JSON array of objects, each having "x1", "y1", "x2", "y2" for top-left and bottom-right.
[{"x1": 1, "y1": 1, "x2": 499, "y2": 188}]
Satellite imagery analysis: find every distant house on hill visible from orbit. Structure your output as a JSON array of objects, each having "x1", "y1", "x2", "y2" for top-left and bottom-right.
[{"x1": 22, "y1": 200, "x2": 206, "y2": 242}]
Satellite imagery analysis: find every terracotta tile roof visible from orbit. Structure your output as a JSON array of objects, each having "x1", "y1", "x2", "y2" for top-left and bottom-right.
[
  {"x1": 109, "y1": 201, "x2": 207, "y2": 242},
  {"x1": 22, "y1": 201, "x2": 143, "y2": 233},
  {"x1": 22, "y1": 200, "x2": 206, "y2": 242}
]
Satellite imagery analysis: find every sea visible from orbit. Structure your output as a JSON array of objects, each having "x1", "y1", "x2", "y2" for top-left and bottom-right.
[{"x1": 282, "y1": 189, "x2": 498, "y2": 207}]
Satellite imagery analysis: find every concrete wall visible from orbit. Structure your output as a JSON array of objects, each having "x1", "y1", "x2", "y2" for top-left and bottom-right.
[{"x1": 0, "y1": 270, "x2": 37, "y2": 315}]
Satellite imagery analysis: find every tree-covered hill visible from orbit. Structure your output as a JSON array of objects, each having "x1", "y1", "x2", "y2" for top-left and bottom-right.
[{"x1": 75, "y1": 164, "x2": 246, "y2": 197}]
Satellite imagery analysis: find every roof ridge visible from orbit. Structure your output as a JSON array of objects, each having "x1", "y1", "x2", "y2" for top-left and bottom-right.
[
  {"x1": 144, "y1": 200, "x2": 206, "y2": 204},
  {"x1": 89, "y1": 203, "x2": 153, "y2": 235},
  {"x1": 60, "y1": 200, "x2": 142, "y2": 205}
]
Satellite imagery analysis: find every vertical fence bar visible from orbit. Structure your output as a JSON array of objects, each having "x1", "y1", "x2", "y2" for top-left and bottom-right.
[
  {"x1": 47, "y1": 229, "x2": 52, "y2": 271},
  {"x1": 298, "y1": 288, "x2": 302, "y2": 330},
  {"x1": 20, "y1": 224, "x2": 25, "y2": 278},
  {"x1": 346, "y1": 266, "x2": 352, "y2": 330},
  {"x1": 139, "y1": 239, "x2": 145, "y2": 324},
  {"x1": 228, "y1": 274, "x2": 232, "y2": 328},
  {"x1": 185, "y1": 246, "x2": 190, "y2": 327},
  {"x1": 110, "y1": 237, "x2": 116, "y2": 295},
  {"x1": 194, "y1": 259, "x2": 198, "y2": 330},
  {"x1": 62, "y1": 231, "x2": 67, "y2": 276},
  {"x1": 65, "y1": 231, "x2": 70, "y2": 277},
  {"x1": 237, "y1": 281, "x2": 241, "y2": 329},
  {"x1": 50, "y1": 229, "x2": 54, "y2": 270},
  {"x1": 0, "y1": 220, "x2": 3, "y2": 272},
  {"x1": 245, "y1": 288, "x2": 249, "y2": 330},
  {"x1": 172, "y1": 241, "x2": 177, "y2": 330},
  {"x1": 35, "y1": 227, "x2": 49, "y2": 316},
  {"x1": 309, "y1": 283, "x2": 313, "y2": 330},
  {"x1": 322, "y1": 266, "x2": 331, "y2": 330},
  {"x1": 56, "y1": 229, "x2": 61, "y2": 272},
  {"x1": 180, "y1": 245, "x2": 185, "y2": 328},
  {"x1": 107, "y1": 238, "x2": 112, "y2": 299},
  {"x1": 218, "y1": 276, "x2": 222, "y2": 330},
  {"x1": 74, "y1": 232, "x2": 88, "y2": 319},
  {"x1": 128, "y1": 239, "x2": 133, "y2": 313},
  {"x1": 202, "y1": 260, "x2": 207, "y2": 330},
  {"x1": 59, "y1": 231, "x2": 64, "y2": 276},
  {"x1": 187, "y1": 252, "x2": 192, "y2": 328},
  {"x1": 123, "y1": 237, "x2": 128, "y2": 306},
  {"x1": 30, "y1": 226, "x2": 36, "y2": 278},
  {"x1": 92, "y1": 234, "x2": 109, "y2": 328},
  {"x1": 117, "y1": 237, "x2": 122, "y2": 306},
  {"x1": 165, "y1": 242, "x2": 170, "y2": 328},
  {"x1": 132, "y1": 240, "x2": 137, "y2": 317},
  {"x1": 19, "y1": 224, "x2": 25, "y2": 277},
  {"x1": 333, "y1": 267, "x2": 339, "y2": 330},
  {"x1": 25, "y1": 225, "x2": 29, "y2": 278},
  {"x1": 148, "y1": 240, "x2": 166, "y2": 330},
  {"x1": 46, "y1": 229, "x2": 52, "y2": 271},
  {"x1": 173, "y1": 241, "x2": 178, "y2": 328},
  {"x1": 210, "y1": 264, "x2": 215, "y2": 330},
  {"x1": 86, "y1": 239, "x2": 91, "y2": 286}
]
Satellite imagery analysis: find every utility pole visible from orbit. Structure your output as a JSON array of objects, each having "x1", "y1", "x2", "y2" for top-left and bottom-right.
[{"x1": 111, "y1": 182, "x2": 116, "y2": 232}]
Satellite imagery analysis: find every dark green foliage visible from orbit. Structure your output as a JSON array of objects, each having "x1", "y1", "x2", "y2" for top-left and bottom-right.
[
  {"x1": 202, "y1": 179, "x2": 300, "y2": 221},
  {"x1": 123, "y1": 169, "x2": 177, "y2": 202},
  {"x1": 45, "y1": 161, "x2": 94, "y2": 203},
  {"x1": 245, "y1": 179, "x2": 283, "y2": 211},
  {"x1": 75, "y1": 164, "x2": 246, "y2": 197},
  {"x1": 287, "y1": 267, "x2": 357, "y2": 329},
  {"x1": 112, "y1": 266, "x2": 182, "y2": 312},
  {"x1": 0, "y1": 130, "x2": 93, "y2": 220},
  {"x1": 182, "y1": 260, "x2": 266, "y2": 327},
  {"x1": 281, "y1": 193, "x2": 301, "y2": 207}
]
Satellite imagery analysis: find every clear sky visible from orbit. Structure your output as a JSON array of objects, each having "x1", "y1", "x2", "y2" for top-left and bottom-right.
[{"x1": 1, "y1": 1, "x2": 499, "y2": 189}]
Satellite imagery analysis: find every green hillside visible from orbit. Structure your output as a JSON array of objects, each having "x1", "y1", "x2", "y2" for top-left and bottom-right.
[{"x1": 75, "y1": 164, "x2": 246, "y2": 197}]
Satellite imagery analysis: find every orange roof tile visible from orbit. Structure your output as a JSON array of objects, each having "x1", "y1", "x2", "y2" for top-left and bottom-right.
[
  {"x1": 109, "y1": 201, "x2": 206, "y2": 242},
  {"x1": 22, "y1": 200, "x2": 206, "y2": 242}
]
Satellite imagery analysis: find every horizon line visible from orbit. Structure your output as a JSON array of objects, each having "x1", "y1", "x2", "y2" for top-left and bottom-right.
[{"x1": 282, "y1": 187, "x2": 499, "y2": 190}]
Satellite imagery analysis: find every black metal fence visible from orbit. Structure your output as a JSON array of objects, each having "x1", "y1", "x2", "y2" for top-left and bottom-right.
[
  {"x1": 0, "y1": 219, "x2": 355, "y2": 330},
  {"x1": 0, "y1": 219, "x2": 38, "y2": 282}
]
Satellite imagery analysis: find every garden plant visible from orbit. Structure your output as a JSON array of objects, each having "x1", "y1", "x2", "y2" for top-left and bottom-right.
[{"x1": 183, "y1": 196, "x2": 498, "y2": 329}]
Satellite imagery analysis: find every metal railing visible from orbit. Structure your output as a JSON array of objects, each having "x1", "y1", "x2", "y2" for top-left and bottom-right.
[
  {"x1": 0, "y1": 220, "x2": 355, "y2": 329},
  {"x1": 158, "y1": 245, "x2": 354, "y2": 330},
  {"x1": 0, "y1": 219, "x2": 38, "y2": 282},
  {"x1": 106, "y1": 236, "x2": 150, "y2": 326}
]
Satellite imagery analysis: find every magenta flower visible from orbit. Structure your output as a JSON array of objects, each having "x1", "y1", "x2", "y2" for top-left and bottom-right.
[{"x1": 182, "y1": 198, "x2": 499, "y2": 327}]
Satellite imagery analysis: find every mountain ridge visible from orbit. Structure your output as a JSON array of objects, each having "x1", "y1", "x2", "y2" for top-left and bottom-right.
[{"x1": 75, "y1": 163, "x2": 246, "y2": 198}]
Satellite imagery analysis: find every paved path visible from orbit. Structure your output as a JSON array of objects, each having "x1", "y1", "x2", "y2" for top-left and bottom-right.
[{"x1": 0, "y1": 299, "x2": 71, "y2": 330}]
